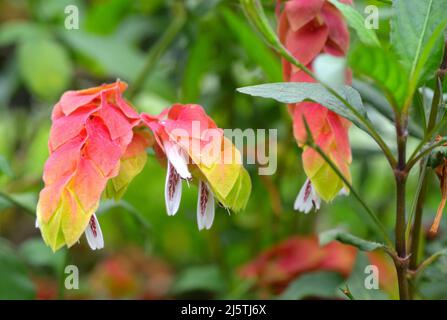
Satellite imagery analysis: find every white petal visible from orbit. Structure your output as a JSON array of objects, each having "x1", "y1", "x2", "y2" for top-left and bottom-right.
[
  {"x1": 197, "y1": 181, "x2": 215, "y2": 230},
  {"x1": 313, "y1": 53, "x2": 346, "y2": 90},
  {"x1": 338, "y1": 187, "x2": 349, "y2": 196},
  {"x1": 85, "y1": 214, "x2": 104, "y2": 250},
  {"x1": 164, "y1": 141, "x2": 191, "y2": 180},
  {"x1": 294, "y1": 179, "x2": 320, "y2": 214},
  {"x1": 165, "y1": 161, "x2": 182, "y2": 216}
]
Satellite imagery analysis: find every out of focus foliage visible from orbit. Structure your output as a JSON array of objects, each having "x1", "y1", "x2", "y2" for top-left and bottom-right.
[{"x1": 0, "y1": 0, "x2": 447, "y2": 300}]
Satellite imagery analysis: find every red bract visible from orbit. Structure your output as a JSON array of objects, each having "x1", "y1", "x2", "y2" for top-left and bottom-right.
[
  {"x1": 239, "y1": 235, "x2": 397, "y2": 298},
  {"x1": 142, "y1": 104, "x2": 251, "y2": 230},
  {"x1": 239, "y1": 236, "x2": 356, "y2": 294},
  {"x1": 278, "y1": 0, "x2": 353, "y2": 207},
  {"x1": 36, "y1": 81, "x2": 151, "y2": 251}
]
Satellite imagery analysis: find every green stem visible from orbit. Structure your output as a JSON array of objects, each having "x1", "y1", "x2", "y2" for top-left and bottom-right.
[
  {"x1": 406, "y1": 138, "x2": 447, "y2": 171},
  {"x1": 405, "y1": 160, "x2": 428, "y2": 246},
  {"x1": 127, "y1": 2, "x2": 186, "y2": 99},
  {"x1": 57, "y1": 249, "x2": 68, "y2": 300},
  {"x1": 408, "y1": 76, "x2": 443, "y2": 298},
  {"x1": 407, "y1": 77, "x2": 446, "y2": 165},
  {"x1": 413, "y1": 249, "x2": 447, "y2": 278}
]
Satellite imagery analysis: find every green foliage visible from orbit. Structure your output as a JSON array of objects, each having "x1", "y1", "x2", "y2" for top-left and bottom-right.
[
  {"x1": 0, "y1": 155, "x2": 13, "y2": 178},
  {"x1": 329, "y1": 0, "x2": 380, "y2": 47},
  {"x1": 341, "y1": 253, "x2": 389, "y2": 300},
  {"x1": 0, "y1": 239, "x2": 35, "y2": 299},
  {"x1": 182, "y1": 32, "x2": 212, "y2": 102},
  {"x1": 319, "y1": 229, "x2": 384, "y2": 252},
  {"x1": 349, "y1": 45, "x2": 409, "y2": 109},
  {"x1": 18, "y1": 39, "x2": 72, "y2": 100},
  {"x1": 0, "y1": 22, "x2": 49, "y2": 46},
  {"x1": 237, "y1": 83, "x2": 367, "y2": 130},
  {"x1": 391, "y1": 0, "x2": 447, "y2": 96},
  {"x1": 19, "y1": 239, "x2": 65, "y2": 271},
  {"x1": 170, "y1": 265, "x2": 226, "y2": 295},
  {"x1": 279, "y1": 272, "x2": 344, "y2": 300},
  {"x1": 59, "y1": 30, "x2": 144, "y2": 81},
  {"x1": 221, "y1": 7, "x2": 282, "y2": 82}
]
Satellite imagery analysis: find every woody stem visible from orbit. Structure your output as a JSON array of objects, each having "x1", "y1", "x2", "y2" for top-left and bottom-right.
[{"x1": 394, "y1": 117, "x2": 410, "y2": 300}]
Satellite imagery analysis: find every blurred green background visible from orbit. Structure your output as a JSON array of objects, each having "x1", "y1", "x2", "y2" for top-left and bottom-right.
[{"x1": 0, "y1": 0, "x2": 446, "y2": 300}]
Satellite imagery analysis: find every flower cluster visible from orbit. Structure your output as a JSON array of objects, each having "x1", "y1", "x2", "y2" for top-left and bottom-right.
[
  {"x1": 142, "y1": 104, "x2": 251, "y2": 230},
  {"x1": 36, "y1": 83, "x2": 251, "y2": 252},
  {"x1": 278, "y1": 0, "x2": 353, "y2": 210}
]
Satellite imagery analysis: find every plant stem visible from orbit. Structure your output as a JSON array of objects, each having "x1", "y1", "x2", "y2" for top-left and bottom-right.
[
  {"x1": 394, "y1": 117, "x2": 410, "y2": 300},
  {"x1": 407, "y1": 76, "x2": 443, "y2": 298}
]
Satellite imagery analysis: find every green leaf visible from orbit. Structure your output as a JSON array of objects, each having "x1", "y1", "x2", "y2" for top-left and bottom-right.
[
  {"x1": 59, "y1": 29, "x2": 144, "y2": 82},
  {"x1": 0, "y1": 22, "x2": 49, "y2": 46},
  {"x1": 170, "y1": 265, "x2": 226, "y2": 295},
  {"x1": 0, "y1": 239, "x2": 35, "y2": 299},
  {"x1": 349, "y1": 45, "x2": 409, "y2": 109},
  {"x1": 0, "y1": 192, "x2": 37, "y2": 214},
  {"x1": 391, "y1": 0, "x2": 447, "y2": 91},
  {"x1": 84, "y1": 0, "x2": 130, "y2": 34},
  {"x1": 279, "y1": 271, "x2": 344, "y2": 300},
  {"x1": 319, "y1": 229, "x2": 384, "y2": 252},
  {"x1": 237, "y1": 82, "x2": 368, "y2": 130},
  {"x1": 340, "y1": 252, "x2": 389, "y2": 300},
  {"x1": 19, "y1": 239, "x2": 65, "y2": 271},
  {"x1": 181, "y1": 32, "x2": 212, "y2": 102},
  {"x1": 221, "y1": 7, "x2": 282, "y2": 81},
  {"x1": 18, "y1": 39, "x2": 72, "y2": 100},
  {"x1": 329, "y1": 0, "x2": 380, "y2": 47},
  {"x1": 0, "y1": 155, "x2": 13, "y2": 177}
]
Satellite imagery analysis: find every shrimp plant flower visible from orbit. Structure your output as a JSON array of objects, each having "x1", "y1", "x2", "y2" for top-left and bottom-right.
[
  {"x1": 36, "y1": 81, "x2": 152, "y2": 251},
  {"x1": 278, "y1": 0, "x2": 353, "y2": 212},
  {"x1": 36, "y1": 84, "x2": 251, "y2": 252},
  {"x1": 142, "y1": 104, "x2": 251, "y2": 230}
]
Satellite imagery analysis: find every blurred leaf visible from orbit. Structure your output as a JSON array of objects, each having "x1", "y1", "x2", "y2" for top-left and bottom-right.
[
  {"x1": 221, "y1": 7, "x2": 282, "y2": 82},
  {"x1": 340, "y1": 252, "x2": 388, "y2": 300},
  {"x1": 0, "y1": 155, "x2": 14, "y2": 177},
  {"x1": 349, "y1": 45, "x2": 408, "y2": 109},
  {"x1": 84, "y1": 0, "x2": 130, "y2": 34},
  {"x1": 329, "y1": 0, "x2": 380, "y2": 47},
  {"x1": 18, "y1": 39, "x2": 73, "y2": 100},
  {"x1": 98, "y1": 199, "x2": 151, "y2": 231},
  {"x1": 35, "y1": 0, "x2": 84, "y2": 22},
  {"x1": 319, "y1": 229, "x2": 384, "y2": 252},
  {"x1": 170, "y1": 265, "x2": 226, "y2": 295},
  {"x1": 24, "y1": 122, "x2": 50, "y2": 176},
  {"x1": 0, "y1": 22, "x2": 49, "y2": 46},
  {"x1": 0, "y1": 57, "x2": 20, "y2": 107},
  {"x1": 0, "y1": 192, "x2": 37, "y2": 214},
  {"x1": 182, "y1": 32, "x2": 212, "y2": 102},
  {"x1": 0, "y1": 239, "x2": 35, "y2": 299},
  {"x1": 391, "y1": 0, "x2": 447, "y2": 89},
  {"x1": 279, "y1": 271, "x2": 343, "y2": 300},
  {"x1": 352, "y1": 80, "x2": 424, "y2": 138},
  {"x1": 19, "y1": 239, "x2": 65, "y2": 271},
  {"x1": 60, "y1": 30, "x2": 144, "y2": 81},
  {"x1": 237, "y1": 83, "x2": 368, "y2": 131}
]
